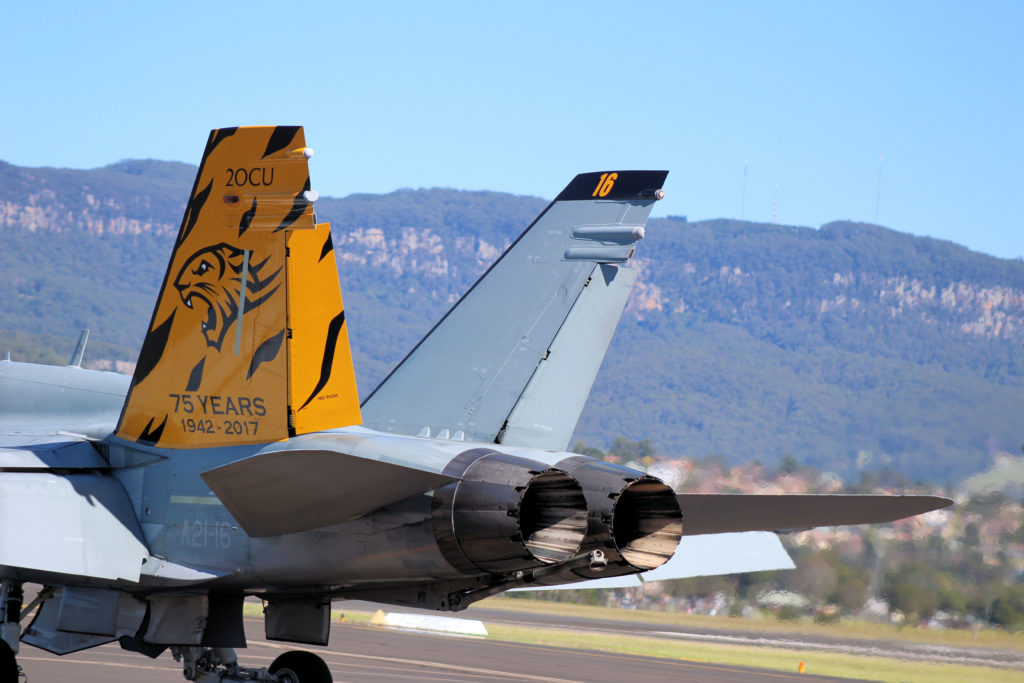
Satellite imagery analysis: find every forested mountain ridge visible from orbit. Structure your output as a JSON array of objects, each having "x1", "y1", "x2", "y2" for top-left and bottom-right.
[
  {"x1": 2, "y1": 159, "x2": 1021, "y2": 483},
  {"x1": 0, "y1": 159, "x2": 193, "y2": 236}
]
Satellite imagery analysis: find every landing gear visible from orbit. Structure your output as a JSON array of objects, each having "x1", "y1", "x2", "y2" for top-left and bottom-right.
[
  {"x1": 269, "y1": 651, "x2": 333, "y2": 683},
  {"x1": 0, "y1": 580, "x2": 23, "y2": 680},
  {"x1": 171, "y1": 646, "x2": 331, "y2": 682},
  {"x1": 0, "y1": 640, "x2": 18, "y2": 681},
  {"x1": 173, "y1": 646, "x2": 241, "y2": 681}
]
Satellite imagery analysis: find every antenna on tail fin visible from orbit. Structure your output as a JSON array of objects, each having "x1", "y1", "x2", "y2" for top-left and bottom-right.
[{"x1": 115, "y1": 126, "x2": 361, "y2": 448}]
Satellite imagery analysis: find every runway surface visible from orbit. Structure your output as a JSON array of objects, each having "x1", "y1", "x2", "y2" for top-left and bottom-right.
[{"x1": 17, "y1": 614, "x2": 858, "y2": 683}]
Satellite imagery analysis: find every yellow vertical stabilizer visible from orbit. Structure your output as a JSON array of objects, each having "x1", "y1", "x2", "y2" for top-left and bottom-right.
[{"x1": 116, "y1": 126, "x2": 361, "y2": 447}]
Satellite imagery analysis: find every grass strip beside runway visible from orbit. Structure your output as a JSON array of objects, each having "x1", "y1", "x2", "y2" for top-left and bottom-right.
[
  {"x1": 481, "y1": 622, "x2": 1011, "y2": 683},
  {"x1": 478, "y1": 596, "x2": 1024, "y2": 652}
]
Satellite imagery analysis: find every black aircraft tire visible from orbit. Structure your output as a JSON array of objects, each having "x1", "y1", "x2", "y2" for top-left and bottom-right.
[
  {"x1": 269, "y1": 650, "x2": 333, "y2": 683},
  {"x1": 0, "y1": 640, "x2": 17, "y2": 681}
]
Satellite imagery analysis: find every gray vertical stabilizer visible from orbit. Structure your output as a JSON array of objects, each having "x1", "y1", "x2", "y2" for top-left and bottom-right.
[{"x1": 360, "y1": 171, "x2": 668, "y2": 444}]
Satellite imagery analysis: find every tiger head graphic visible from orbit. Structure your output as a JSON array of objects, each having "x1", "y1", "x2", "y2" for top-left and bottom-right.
[{"x1": 173, "y1": 243, "x2": 282, "y2": 351}]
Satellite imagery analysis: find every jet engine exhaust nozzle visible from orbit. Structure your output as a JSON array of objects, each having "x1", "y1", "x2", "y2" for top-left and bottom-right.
[
  {"x1": 435, "y1": 450, "x2": 588, "y2": 574},
  {"x1": 556, "y1": 457, "x2": 683, "y2": 572},
  {"x1": 518, "y1": 468, "x2": 589, "y2": 564},
  {"x1": 612, "y1": 476, "x2": 683, "y2": 570}
]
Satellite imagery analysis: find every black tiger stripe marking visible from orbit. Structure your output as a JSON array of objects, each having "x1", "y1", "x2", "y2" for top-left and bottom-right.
[
  {"x1": 238, "y1": 197, "x2": 257, "y2": 237},
  {"x1": 186, "y1": 357, "x2": 205, "y2": 392},
  {"x1": 138, "y1": 415, "x2": 168, "y2": 445},
  {"x1": 132, "y1": 311, "x2": 176, "y2": 387},
  {"x1": 299, "y1": 310, "x2": 345, "y2": 410},
  {"x1": 245, "y1": 283, "x2": 281, "y2": 311},
  {"x1": 274, "y1": 177, "x2": 311, "y2": 232},
  {"x1": 318, "y1": 231, "x2": 334, "y2": 262},
  {"x1": 247, "y1": 329, "x2": 285, "y2": 380},
  {"x1": 182, "y1": 127, "x2": 237, "y2": 244},
  {"x1": 176, "y1": 127, "x2": 236, "y2": 247},
  {"x1": 208, "y1": 127, "x2": 238, "y2": 153},
  {"x1": 262, "y1": 126, "x2": 301, "y2": 159},
  {"x1": 177, "y1": 180, "x2": 213, "y2": 246}
]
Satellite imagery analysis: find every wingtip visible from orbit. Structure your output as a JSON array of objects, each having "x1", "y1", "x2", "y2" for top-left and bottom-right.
[{"x1": 921, "y1": 494, "x2": 955, "y2": 512}]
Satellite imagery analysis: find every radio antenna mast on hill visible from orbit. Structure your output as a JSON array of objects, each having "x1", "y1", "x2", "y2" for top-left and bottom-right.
[{"x1": 875, "y1": 154, "x2": 884, "y2": 223}]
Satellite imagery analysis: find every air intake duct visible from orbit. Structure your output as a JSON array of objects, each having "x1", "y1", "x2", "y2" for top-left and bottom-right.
[
  {"x1": 556, "y1": 456, "x2": 682, "y2": 571},
  {"x1": 434, "y1": 449, "x2": 588, "y2": 574}
]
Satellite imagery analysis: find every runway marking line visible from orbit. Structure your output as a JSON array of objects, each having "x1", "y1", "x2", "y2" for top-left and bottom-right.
[
  {"x1": 233, "y1": 647, "x2": 510, "y2": 681},
  {"x1": 466, "y1": 638, "x2": 817, "y2": 681},
  {"x1": 23, "y1": 616, "x2": 821, "y2": 682},
  {"x1": 247, "y1": 638, "x2": 583, "y2": 683},
  {"x1": 18, "y1": 655, "x2": 173, "y2": 672},
  {"x1": 24, "y1": 646, "x2": 528, "y2": 682},
  {"x1": 336, "y1": 622, "x2": 826, "y2": 681},
  {"x1": 20, "y1": 631, "x2": 824, "y2": 683},
  {"x1": 314, "y1": 625, "x2": 819, "y2": 682}
]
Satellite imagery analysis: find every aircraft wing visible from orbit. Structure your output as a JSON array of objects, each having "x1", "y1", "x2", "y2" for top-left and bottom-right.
[
  {"x1": 515, "y1": 494, "x2": 949, "y2": 591},
  {"x1": 201, "y1": 449, "x2": 457, "y2": 537},
  {"x1": 677, "y1": 493, "x2": 951, "y2": 535}
]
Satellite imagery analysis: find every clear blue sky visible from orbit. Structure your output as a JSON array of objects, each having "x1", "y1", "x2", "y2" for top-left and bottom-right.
[{"x1": 3, "y1": 2, "x2": 1021, "y2": 259}]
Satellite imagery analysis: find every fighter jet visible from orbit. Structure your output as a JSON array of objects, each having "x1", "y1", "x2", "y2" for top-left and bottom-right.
[{"x1": 0, "y1": 126, "x2": 950, "y2": 682}]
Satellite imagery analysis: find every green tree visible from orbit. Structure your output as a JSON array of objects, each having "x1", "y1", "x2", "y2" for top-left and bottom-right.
[
  {"x1": 882, "y1": 562, "x2": 953, "y2": 621},
  {"x1": 778, "y1": 454, "x2": 799, "y2": 476},
  {"x1": 609, "y1": 438, "x2": 656, "y2": 463},
  {"x1": 991, "y1": 585, "x2": 1024, "y2": 631},
  {"x1": 570, "y1": 440, "x2": 605, "y2": 459}
]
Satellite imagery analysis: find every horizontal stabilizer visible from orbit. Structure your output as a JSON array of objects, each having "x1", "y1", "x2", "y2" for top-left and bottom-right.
[
  {"x1": 677, "y1": 494, "x2": 952, "y2": 536},
  {"x1": 201, "y1": 450, "x2": 457, "y2": 537}
]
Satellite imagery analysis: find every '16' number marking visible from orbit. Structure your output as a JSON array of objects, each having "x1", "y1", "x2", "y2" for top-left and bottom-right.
[{"x1": 592, "y1": 172, "x2": 618, "y2": 197}]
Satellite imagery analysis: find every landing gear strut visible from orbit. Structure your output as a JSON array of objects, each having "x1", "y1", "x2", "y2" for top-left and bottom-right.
[
  {"x1": 0, "y1": 580, "x2": 23, "y2": 680},
  {"x1": 0, "y1": 640, "x2": 17, "y2": 682},
  {"x1": 171, "y1": 646, "x2": 332, "y2": 682}
]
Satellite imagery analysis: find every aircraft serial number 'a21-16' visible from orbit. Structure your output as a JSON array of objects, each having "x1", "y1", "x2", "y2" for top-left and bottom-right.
[{"x1": 0, "y1": 126, "x2": 950, "y2": 682}]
